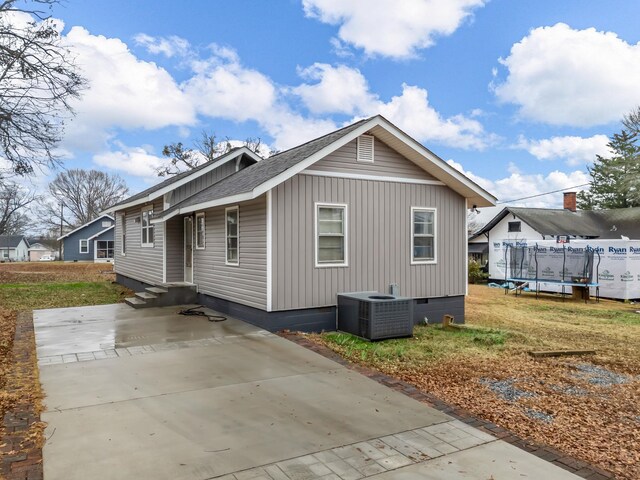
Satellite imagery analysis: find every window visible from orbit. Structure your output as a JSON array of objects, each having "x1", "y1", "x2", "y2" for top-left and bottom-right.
[
  {"x1": 102, "y1": 220, "x2": 112, "y2": 228},
  {"x1": 96, "y1": 240, "x2": 114, "y2": 259},
  {"x1": 79, "y1": 239, "x2": 89, "y2": 254},
  {"x1": 508, "y1": 221, "x2": 521, "y2": 233},
  {"x1": 411, "y1": 207, "x2": 436, "y2": 264},
  {"x1": 225, "y1": 207, "x2": 239, "y2": 265},
  {"x1": 357, "y1": 134, "x2": 374, "y2": 163},
  {"x1": 195, "y1": 213, "x2": 206, "y2": 249},
  {"x1": 316, "y1": 203, "x2": 347, "y2": 267},
  {"x1": 141, "y1": 207, "x2": 154, "y2": 247},
  {"x1": 120, "y1": 214, "x2": 126, "y2": 255}
]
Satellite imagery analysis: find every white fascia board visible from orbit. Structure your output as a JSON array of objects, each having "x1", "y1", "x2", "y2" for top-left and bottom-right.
[
  {"x1": 86, "y1": 225, "x2": 114, "y2": 241},
  {"x1": 374, "y1": 116, "x2": 497, "y2": 206},
  {"x1": 57, "y1": 214, "x2": 114, "y2": 240},
  {"x1": 110, "y1": 147, "x2": 262, "y2": 213},
  {"x1": 151, "y1": 192, "x2": 254, "y2": 222}
]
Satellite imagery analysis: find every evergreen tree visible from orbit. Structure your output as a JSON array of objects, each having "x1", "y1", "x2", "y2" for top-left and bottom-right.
[{"x1": 577, "y1": 129, "x2": 640, "y2": 210}]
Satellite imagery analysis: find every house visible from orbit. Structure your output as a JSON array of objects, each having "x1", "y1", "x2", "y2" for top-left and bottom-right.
[
  {"x1": 0, "y1": 235, "x2": 29, "y2": 262},
  {"x1": 57, "y1": 214, "x2": 115, "y2": 262},
  {"x1": 109, "y1": 115, "x2": 496, "y2": 331},
  {"x1": 28, "y1": 242, "x2": 58, "y2": 261},
  {"x1": 474, "y1": 192, "x2": 640, "y2": 298}
]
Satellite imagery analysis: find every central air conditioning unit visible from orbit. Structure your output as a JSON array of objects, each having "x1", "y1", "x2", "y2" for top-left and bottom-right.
[{"x1": 337, "y1": 292, "x2": 413, "y2": 341}]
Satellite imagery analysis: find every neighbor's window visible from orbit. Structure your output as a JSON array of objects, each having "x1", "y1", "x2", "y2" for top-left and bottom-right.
[
  {"x1": 96, "y1": 240, "x2": 114, "y2": 259},
  {"x1": 411, "y1": 207, "x2": 436, "y2": 263},
  {"x1": 79, "y1": 239, "x2": 89, "y2": 254},
  {"x1": 508, "y1": 221, "x2": 521, "y2": 233},
  {"x1": 225, "y1": 206, "x2": 239, "y2": 265},
  {"x1": 316, "y1": 204, "x2": 347, "y2": 267},
  {"x1": 141, "y1": 207, "x2": 154, "y2": 247},
  {"x1": 196, "y1": 213, "x2": 206, "y2": 249}
]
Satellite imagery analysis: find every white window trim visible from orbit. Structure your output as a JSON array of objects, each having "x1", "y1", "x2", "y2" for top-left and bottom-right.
[
  {"x1": 411, "y1": 207, "x2": 437, "y2": 265},
  {"x1": 120, "y1": 213, "x2": 126, "y2": 256},
  {"x1": 79, "y1": 239, "x2": 89, "y2": 254},
  {"x1": 141, "y1": 206, "x2": 154, "y2": 248},
  {"x1": 195, "y1": 212, "x2": 206, "y2": 250},
  {"x1": 225, "y1": 206, "x2": 239, "y2": 266},
  {"x1": 315, "y1": 202, "x2": 348, "y2": 268}
]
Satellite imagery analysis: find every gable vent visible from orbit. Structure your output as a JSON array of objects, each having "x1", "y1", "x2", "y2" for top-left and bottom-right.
[{"x1": 357, "y1": 134, "x2": 374, "y2": 163}]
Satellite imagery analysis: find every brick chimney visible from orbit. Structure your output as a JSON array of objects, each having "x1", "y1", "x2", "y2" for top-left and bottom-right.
[{"x1": 563, "y1": 191, "x2": 577, "y2": 212}]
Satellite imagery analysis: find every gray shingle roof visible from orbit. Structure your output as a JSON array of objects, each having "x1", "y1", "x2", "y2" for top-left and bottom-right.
[
  {"x1": 110, "y1": 147, "x2": 257, "y2": 209},
  {"x1": 0, "y1": 235, "x2": 27, "y2": 248},
  {"x1": 162, "y1": 117, "x2": 371, "y2": 216},
  {"x1": 477, "y1": 207, "x2": 640, "y2": 239}
]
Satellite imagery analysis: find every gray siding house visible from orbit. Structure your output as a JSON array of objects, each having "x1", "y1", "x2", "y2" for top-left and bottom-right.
[
  {"x1": 109, "y1": 116, "x2": 496, "y2": 331},
  {"x1": 0, "y1": 235, "x2": 29, "y2": 261},
  {"x1": 58, "y1": 214, "x2": 115, "y2": 262}
]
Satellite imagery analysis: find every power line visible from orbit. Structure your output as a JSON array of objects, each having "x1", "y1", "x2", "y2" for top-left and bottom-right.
[{"x1": 497, "y1": 183, "x2": 590, "y2": 204}]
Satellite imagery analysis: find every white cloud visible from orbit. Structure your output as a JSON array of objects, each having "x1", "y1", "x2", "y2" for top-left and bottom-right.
[
  {"x1": 302, "y1": 0, "x2": 486, "y2": 59},
  {"x1": 493, "y1": 23, "x2": 640, "y2": 127},
  {"x1": 182, "y1": 46, "x2": 278, "y2": 123},
  {"x1": 447, "y1": 159, "x2": 590, "y2": 208},
  {"x1": 377, "y1": 84, "x2": 494, "y2": 150},
  {"x1": 62, "y1": 27, "x2": 195, "y2": 151},
  {"x1": 292, "y1": 63, "x2": 377, "y2": 115},
  {"x1": 93, "y1": 143, "x2": 164, "y2": 181},
  {"x1": 133, "y1": 33, "x2": 191, "y2": 58},
  {"x1": 292, "y1": 64, "x2": 494, "y2": 149},
  {"x1": 517, "y1": 134, "x2": 610, "y2": 166}
]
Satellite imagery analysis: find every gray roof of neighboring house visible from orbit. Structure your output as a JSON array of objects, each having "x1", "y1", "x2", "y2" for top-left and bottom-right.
[
  {"x1": 476, "y1": 206, "x2": 640, "y2": 239},
  {"x1": 0, "y1": 235, "x2": 27, "y2": 248},
  {"x1": 110, "y1": 147, "x2": 260, "y2": 210},
  {"x1": 162, "y1": 118, "x2": 371, "y2": 216}
]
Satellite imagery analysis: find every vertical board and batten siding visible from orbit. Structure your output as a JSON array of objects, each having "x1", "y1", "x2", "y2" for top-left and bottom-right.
[
  {"x1": 193, "y1": 195, "x2": 267, "y2": 310},
  {"x1": 171, "y1": 161, "x2": 237, "y2": 205},
  {"x1": 306, "y1": 138, "x2": 437, "y2": 180},
  {"x1": 164, "y1": 216, "x2": 184, "y2": 282},
  {"x1": 114, "y1": 197, "x2": 164, "y2": 285},
  {"x1": 271, "y1": 175, "x2": 466, "y2": 311}
]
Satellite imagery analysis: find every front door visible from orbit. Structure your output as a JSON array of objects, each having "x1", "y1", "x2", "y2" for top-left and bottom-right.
[{"x1": 184, "y1": 216, "x2": 193, "y2": 283}]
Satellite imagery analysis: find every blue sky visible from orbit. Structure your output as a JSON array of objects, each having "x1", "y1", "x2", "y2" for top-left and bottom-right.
[{"x1": 31, "y1": 0, "x2": 640, "y2": 207}]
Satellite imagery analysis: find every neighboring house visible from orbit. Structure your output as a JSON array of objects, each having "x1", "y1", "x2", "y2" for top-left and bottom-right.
[
  {"x1": 0, "y1": 235, "x2": 29, "y2": 261},
  {"x1": 57, "y1": 215, "x2": 115, "y2": 262},
  {"x1": 109, "y1": 115, "x2": 496, "y2": 331},
  {"x1": 28, "y1": 242, "x2": 58, "y2": 261},
  {"x1": 475, "y1": 192, "x2": 640, "y2": 281}
]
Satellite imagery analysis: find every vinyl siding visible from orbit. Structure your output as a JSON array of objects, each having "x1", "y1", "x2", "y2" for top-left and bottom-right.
[
  {"x1": 271, "y1": 174, "x2": 466, "y2": 310},
  {"x1": 306, "y1": 138, "x2": 436, "y2": 180},
  {"x1": 171, "y1": 161, "x2": 237, "y2": 205},
  {"x1": 193, "y1": 195, "x2": 267, "y2": 310},
  {"x1": 63, "y1": 218, "x2": 114, "y2": 262},
  {"x1": 114, "y1": 198, "x2": 164, "y2": 285},
  {"x1": 165, "y1": 216, "x2": 184, "y2": 282}
]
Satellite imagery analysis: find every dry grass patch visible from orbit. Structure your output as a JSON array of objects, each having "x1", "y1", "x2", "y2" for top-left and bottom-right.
[
  {"x1": 0, "y1": 261, "x2": 113, "y2": 284},
  {"x1": 313, "y1": 285, "x2": 640, "y2": 479}
]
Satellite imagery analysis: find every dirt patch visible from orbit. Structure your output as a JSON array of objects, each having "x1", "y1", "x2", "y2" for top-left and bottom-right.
[{"x1": 0, "y1": 262, "x2": 114, "y2": 284}]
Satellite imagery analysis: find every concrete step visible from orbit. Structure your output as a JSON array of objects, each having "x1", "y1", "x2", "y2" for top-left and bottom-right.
[
  {"x1": 146, "y1": 287, "x2": 168, "y2": 295},
  {"x1": 125, "y1": 297, "x2": 146, "y2": 308},
  {"x1": 135, "y1": 292, "x2": 158, "y2": 300}
]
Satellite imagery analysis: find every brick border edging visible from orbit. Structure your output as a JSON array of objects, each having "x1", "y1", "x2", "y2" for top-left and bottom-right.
[
  {"x1": 0, "y1": 311, "x2": 43, "y2": 480},
  {"x1": 279, "y1": 332, "x2": 615, "y2": 480}
]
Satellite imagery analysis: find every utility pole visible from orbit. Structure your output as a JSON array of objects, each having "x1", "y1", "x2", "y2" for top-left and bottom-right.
[{"x1": 58, "y1": 200, "x2": 63, "y2": 261}]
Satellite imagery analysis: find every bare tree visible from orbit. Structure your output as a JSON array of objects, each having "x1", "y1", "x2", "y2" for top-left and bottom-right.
[
  {"x1": 0, "y1": 0, "x2": 86, "y2": 177},
  {"x1": 0, "y1": 181, "x2": 36, "y2": 234},
  {"x1": 157, "y1": 131, "x2": 276, "y2": 176},
  {"x1": 41, "y1": 169, "x2": 129, "y2": 229},
  {"x1": 622, "y1": 106, "x2": 640, "y2": 136}
]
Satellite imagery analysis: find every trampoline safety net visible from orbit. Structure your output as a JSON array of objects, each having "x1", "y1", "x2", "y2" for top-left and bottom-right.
[{"x1": 505, "y1": 244, "x2": 599, "y2": 284}]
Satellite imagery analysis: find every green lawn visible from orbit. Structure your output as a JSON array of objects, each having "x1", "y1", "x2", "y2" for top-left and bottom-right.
[{"x1": 0, "y1": 281, "x2": 130, "y2": 311}]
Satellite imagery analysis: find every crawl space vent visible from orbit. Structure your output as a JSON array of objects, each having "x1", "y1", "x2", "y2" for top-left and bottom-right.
[{"x1": 357, "y1": 135, "x2": 374, "y2": 163}]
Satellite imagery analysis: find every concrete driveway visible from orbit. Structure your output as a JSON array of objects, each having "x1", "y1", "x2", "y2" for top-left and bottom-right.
[{"x1": 35, "y1": 304, "x2": 581, "y2": 480}]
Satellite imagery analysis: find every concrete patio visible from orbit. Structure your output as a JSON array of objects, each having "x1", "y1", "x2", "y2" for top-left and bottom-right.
[{"x1": 35, "y1": 303, "x2": 582, "y2": 480}]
